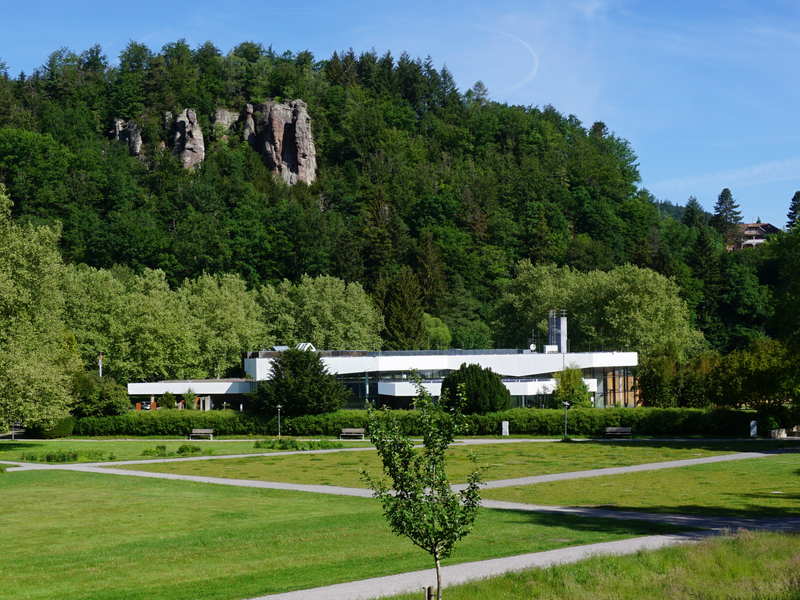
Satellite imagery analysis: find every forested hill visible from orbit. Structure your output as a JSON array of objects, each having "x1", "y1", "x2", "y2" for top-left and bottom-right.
[{"x1": 0, "y1": 41, "x2": 796, "y2": 358}]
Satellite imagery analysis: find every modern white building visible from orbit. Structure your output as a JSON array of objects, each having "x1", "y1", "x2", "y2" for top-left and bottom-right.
[{"x1": 128, "y1": 348, "x2": 639, "y2": 410}]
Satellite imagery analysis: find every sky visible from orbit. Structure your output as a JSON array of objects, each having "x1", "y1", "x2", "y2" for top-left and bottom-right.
[{"x1": 1, "y1": 0, "x2": 798, "y2": 227}]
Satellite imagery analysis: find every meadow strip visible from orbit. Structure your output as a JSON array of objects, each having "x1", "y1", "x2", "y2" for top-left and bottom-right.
[{"x1": 0, "y1": 469, "x2": 689, "y2": 600}]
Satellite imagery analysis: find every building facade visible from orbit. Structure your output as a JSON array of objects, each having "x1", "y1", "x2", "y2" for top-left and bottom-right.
[{"x1": 128, "y1": 348, "x2": 639, "y2": 410}]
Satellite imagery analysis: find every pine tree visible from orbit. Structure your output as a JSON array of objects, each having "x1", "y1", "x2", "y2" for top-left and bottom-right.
[
  {"x1": 681, "y1": 196, "x2": 705, "y2": 228},
  {"x1": 787, "y1": 191, "x2": 800, "y2": 229},
  {"x1": 709, "y1": 188, "x2": 742, "y2": 247},
  {"x1": 384, "y1": 266, "x2": 426, "y2": 350}
]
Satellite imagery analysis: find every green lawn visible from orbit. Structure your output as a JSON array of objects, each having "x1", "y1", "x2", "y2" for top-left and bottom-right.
[
  {"x1": 484, "y1": 453, "x2": 800, "y2": 518},
  {"x1": 0, "y1": 470, "x2": 685, "y2": 600},
  {"x1": 110, "y1": 440, "x2": 790, "y2": 487},
  {"x1": 384, "y1": 530, "x2": 800, "y2": 600},
  {"x1": 0, "y1": 438, "x2": 367, "y2": 463}
]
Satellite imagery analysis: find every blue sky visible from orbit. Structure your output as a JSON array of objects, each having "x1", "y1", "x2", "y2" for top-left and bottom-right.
[{"x1": 2, "y1": 0, "x2": 798, "y2": 227}]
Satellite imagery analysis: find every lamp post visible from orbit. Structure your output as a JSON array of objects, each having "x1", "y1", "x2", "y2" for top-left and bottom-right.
[
  {"x1": 562, "y1": 401, "x2": 570, "y2": 440},
  {"x1": 276, "y1": 405, "x2": 282, "y2": 440}
]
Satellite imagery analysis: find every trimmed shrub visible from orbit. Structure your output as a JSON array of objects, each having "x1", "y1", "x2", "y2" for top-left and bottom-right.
[
  {"x1": 71, "y1": 407, "x2": 758, "y2": 438},
  {"x1": 28, "y1": 417, "x2": 75, "y2": 439}
]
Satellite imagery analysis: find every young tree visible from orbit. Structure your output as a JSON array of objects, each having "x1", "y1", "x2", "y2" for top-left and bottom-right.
[
  {"x1": 440, "y1": 363, "x2": 510, "y2": 414},
  {"x1": 362, "y1": 379, "x2": 483, "y2": 600},
  {"x1": 250, "y1": 347, "x2": 350, "y2": 418},
  {"x1": 787, "y1": 191, "x2": 800, "y2": 229},
  {"x1": 551, "y1": 364, "x2": 591, "y2": 408}
]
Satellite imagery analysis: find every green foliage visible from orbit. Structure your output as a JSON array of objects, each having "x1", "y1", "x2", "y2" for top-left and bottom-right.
[
  {"x1": 382, "y1": 266, "x2": 426, "y2": 350},
  {"x1": 362, "y1": 378, "x2": 483, "y2": 598},
  {"x1": 495, "y1": 262, "x2": 704, "y2": 357},
  {"x1": 551, "y1": 364, "x2": 591, "y2": 408},
  {"x1": 440, "y1": 363, "x2": 511, "y2": 414},
  {"x1": 422, "y1": 313, "x2": 451, "y2": 349},
  {"x1": 19, "y1": 447, "x2": 114, "y2": 462},
  {"x1": 253, "y1": 438, "x2": 343, "y2": 451},
  {"x1": 160, "y1": 392, "x2": 176, "y2": 410},
  {"x1": 250, "y1": 348, "x2": 350, "y2": 418},
  {"x1": 788, "y1": 191, "x2": 800, "y2": 229},
  {"x1": 709, "y1": 187, "x2": 742, "y2": 247},
  {"x1": 258, "y1": 274, "x2": 383, "y2": 350},
  {"x1": 708, "y1": 338, "x2": 798, "y2": 424},
  {"x1": 27, "y1": 417, "x2": 76, "y2": 439},
  {"x1": 72, "y1": 372, "x2": 130, "y2": 418},
  {"x1": 0, "y1": 183, "x2": 81, "y2": 430},
  {"x1": 72, "y1": 409, "x2": 262, "y2": 436}
]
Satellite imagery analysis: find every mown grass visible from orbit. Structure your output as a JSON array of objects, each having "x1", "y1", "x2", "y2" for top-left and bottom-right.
[
  {"x1": 0, "y1": 438, "x2": 367, "y2": 463},
  {"x1": 0, "y1": 470, "x2": 686, "y2": 600},
  {"x1": 385, "y1": 530, "x2": 800, "y2": 600},
  {"x1": 484, "y1": 453, "x2": 800, "y2": 518},
  {"x1": 111, "y1": 440, "x2": 790, "y2": 487}
]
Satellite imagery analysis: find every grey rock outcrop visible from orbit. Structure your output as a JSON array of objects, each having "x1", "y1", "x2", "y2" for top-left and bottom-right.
[
  {"x1": 212, "y1": 108, "x2": 239, "y2": 139},
  {"x1": 243, "y1": 103, "x2": 257, "y2": 148},
  {"x1": 251, "y1": 100, "x2": 317, "y2": 185},
  {"x1": 173, "y1": 108, "x2": 205, "y2": 169},
  {"x1": 112, "y1": 118, "x2": 143, "y2": 156}
]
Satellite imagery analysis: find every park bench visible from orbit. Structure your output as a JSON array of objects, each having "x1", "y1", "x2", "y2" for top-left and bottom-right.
[
  {"x1": 189, "y1": 428, "x2": 214, "y2": 441},
  {"x1": 605, "y1": 426, "x2": 632, "y2": 439},
  {"x1": 340, "y1": 428, "x2": 365, "y2": 440}
]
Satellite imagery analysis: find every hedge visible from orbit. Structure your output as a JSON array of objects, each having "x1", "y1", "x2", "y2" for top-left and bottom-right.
[
  {"x1": 70, "y1": 407, "x2": 759, "y2": 438},
  {"x1": 28, "y1": 417, "x2": 75, "y2": 439}
]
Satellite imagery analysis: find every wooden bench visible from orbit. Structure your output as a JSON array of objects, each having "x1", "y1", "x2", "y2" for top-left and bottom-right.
[
  {"x1": 189, "y1": 428, "x2": 214, "y2": 440},
  {"x1": 340, "y1": 428, "x2": 365, "y2": 440},
  {"x1": 605, "y1": 426, "x2": 632, "y2": 439}
]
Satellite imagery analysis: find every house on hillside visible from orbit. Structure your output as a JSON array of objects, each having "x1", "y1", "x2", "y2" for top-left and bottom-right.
[{"x1": 735, "y1": 222, "x2": 780, "y2": 250}]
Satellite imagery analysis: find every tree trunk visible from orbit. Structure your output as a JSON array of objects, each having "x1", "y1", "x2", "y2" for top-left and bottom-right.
[{"x1": 435, "y1": 550, "x2": 442, "y2": 599}]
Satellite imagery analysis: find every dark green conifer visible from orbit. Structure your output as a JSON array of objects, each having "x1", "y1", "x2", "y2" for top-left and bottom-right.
[{"x1": 787, "y1": 191, "x2": 800, "y2": 229}]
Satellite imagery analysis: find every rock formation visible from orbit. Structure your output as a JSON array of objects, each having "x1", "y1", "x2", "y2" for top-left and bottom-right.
[
  {"x1": 211, "y1": 108, "x2": 238, "y2": 140},
  {"x1": 111, "y1": 118, "x2": 143, "y2": 156},
  {"x1": 243, "y1": 104, "x2": 257, "y2": 148},
  {"x1": 251, "y1": 100, "x2": 317, "y2": 185},
  {"x1": 173, "y1": 108, "x2": 205, "y2": 170}
]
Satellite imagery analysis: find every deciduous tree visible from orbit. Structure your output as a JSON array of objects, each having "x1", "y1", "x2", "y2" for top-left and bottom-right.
[{"x1": 362, "y1": 378, "x2": 483, "y2": 600}]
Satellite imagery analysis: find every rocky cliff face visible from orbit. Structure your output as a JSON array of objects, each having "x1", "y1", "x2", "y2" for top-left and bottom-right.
[
  {"x1": 173, "y1": 109, "x2": 205, "y2": 169},
  {"x1": 112, "y1": 100, "x2": 316, "y2": 182},
  {"x1": 112, "y1": 118, "x2": 143, "y2": 156},
  {"x1": 251, "y1": 100, "x2": 317, "y2": 185}
]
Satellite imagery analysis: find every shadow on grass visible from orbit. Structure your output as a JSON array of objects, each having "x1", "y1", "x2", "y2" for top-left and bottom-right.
[
  {"x1": 575, "y1": 439, "x2": 800, "y2": 454},
  {"x1": 0, "y1": 442, "x2": 43, "y2": 453},
  {"x1": 562, "y1": 498, "x2": 800, "y2": 520},
  {"x1": 492, "y1": 508, "x2": 701, "y2": 536}
]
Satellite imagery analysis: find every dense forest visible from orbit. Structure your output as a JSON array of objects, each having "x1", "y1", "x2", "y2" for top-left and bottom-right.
[{"x1": 0, "y1": 40, "x2": 799, "y2": 420}]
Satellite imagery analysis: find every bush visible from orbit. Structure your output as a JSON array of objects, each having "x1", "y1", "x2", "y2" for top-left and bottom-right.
[
  {"x1": 19, "y1": 448, "x2": 115, "y2": 462},
  {"x1": 73, "y1": 410, "x2": 266, "y2": 437},
  {"x1": 440, "y1": 363, "x2": 511, "y2": 414},
  {"x1": 253, "y1": 439, "x2": 344, "y2": 451},
  {"x1": 72, "y1": 373, "x2": 130, "y2": 418},
  {"x1": 28, "y1": 417, "x2": 75, "y2": 439}
]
